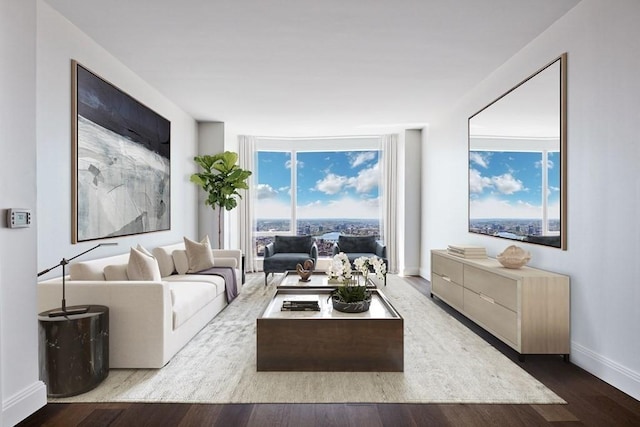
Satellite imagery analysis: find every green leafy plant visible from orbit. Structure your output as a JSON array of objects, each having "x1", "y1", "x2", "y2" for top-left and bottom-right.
[
  {"x1": 190, "y1": 151, "x2": 252, "y2": 248},
  {"x1": 333, "y1": 284, "x2": 370, "y2": 303}
]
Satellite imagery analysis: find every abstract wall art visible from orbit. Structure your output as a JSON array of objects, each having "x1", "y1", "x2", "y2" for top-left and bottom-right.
[{"x1": 72, "y1": 60, "x2": 171, "y2": 243}]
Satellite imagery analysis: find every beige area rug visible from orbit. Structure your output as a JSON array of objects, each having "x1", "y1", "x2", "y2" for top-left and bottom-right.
[{"x1": 51, "y1": 274, "x2": 565, "y2": 404}]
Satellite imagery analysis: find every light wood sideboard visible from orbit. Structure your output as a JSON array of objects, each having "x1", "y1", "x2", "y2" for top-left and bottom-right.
[{"x1": 430, "y1": 249, "x2": 570, "y2": 360}]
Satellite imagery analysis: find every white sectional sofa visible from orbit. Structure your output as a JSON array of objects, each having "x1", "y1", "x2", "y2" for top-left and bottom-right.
[{"x1": 37, "y1": 242, "x2": 242, "y2": 369}]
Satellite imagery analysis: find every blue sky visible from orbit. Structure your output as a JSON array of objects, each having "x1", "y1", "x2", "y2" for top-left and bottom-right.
[
  {"x1": 469, "y1": 150, "x2": 560, "y2": 219},
  {"x1": 255, "y1": 150, "x2": 380, "y2": 219}
]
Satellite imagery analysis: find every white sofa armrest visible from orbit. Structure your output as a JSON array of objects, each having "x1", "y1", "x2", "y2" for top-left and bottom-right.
[
  {"x1": 213, "y1": 249, "x2": 243, "y2": 284},
  {"x1": 214, "y1": 257, "x2": 237, "y2": 268},
  {"x1": 38, "y1": 278, "x2": 172, "y2": 368},
  {"x1": 212, "y1": 249, "x2": 242, "y2": 267}
]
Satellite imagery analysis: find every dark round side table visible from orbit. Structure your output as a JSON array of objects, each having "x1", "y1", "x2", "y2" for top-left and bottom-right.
[{"x1": 38, "y1": 305, "x2": 109, "y2": 397}]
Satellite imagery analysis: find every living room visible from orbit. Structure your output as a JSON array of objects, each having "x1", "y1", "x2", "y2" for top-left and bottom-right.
[{"x1": 2, "y1": 0, "x2": 640, "y2": 425}]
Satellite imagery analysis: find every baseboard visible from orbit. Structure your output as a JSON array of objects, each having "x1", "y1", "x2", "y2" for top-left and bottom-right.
[
  {"x1": 571, "y1": 342, "x2": 640, "y2": 401},
  {"x1": 400, "y1": 267, "x2": 421, "y2": 276},
  {"x1": 2, "y1": 380, "x2": 47, "y2": 426}
]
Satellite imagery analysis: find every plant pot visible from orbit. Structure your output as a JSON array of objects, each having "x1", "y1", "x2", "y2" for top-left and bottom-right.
[{"x1": 331, "y1": 295, "x2": 371, "y2": 313}]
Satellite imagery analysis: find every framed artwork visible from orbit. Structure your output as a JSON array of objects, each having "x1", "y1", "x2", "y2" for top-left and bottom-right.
[{"x1": 72, "y1": 60, "x2": 171, "y2": 243}]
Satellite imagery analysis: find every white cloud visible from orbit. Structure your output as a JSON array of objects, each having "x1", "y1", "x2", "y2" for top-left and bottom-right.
[
  {"x1": 470, "y1": 197, "x2": 559, "y2": 220},
  {"x1": 297, "y1": 196, "x2": 380, "y2": 219},
  {"x1": 255, "y1": 183, "x2": 278, "y2": 199},
  {"x1": 315, "y1": 173, "x2": 348, "y2": 195},
  {"x1": 349, "y1": 152, "x2": 376, "y2": 168},
  {"x1": 346, "y1": 162, "x2": 380, "y2": 193},
  {"x1": 314, "y1": 162, "x2": 380, "y2": 195},
  {"x1": 254, "y1": 199, "x2": 291, "y2": 219},
  {"x1": 469, "y1": 168, "x2": 493, "y2": 194},
  {"x1": 469, "y1": 152, "x2": 489, "y2": 168},
  {"x1": 255, "y1": 197, "x2": 381, "y2": 220},
  {"x1": 285, "y1": 159, "x2": 304, "y2": 169},
  {"x1": 535, "y1": 159, "x2": 555, "y2": 169},
  {"x1": 492, "y1": 173, "x2": 524, "y2": 195}
]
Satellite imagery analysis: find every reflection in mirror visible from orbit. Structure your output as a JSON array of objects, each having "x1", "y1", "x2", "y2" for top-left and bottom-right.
[{"x1": 468, "y1": 54, "x2": 566, "y2": 249}]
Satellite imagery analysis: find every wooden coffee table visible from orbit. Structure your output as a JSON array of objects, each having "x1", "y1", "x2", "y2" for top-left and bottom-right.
[{"x1": 256, "y1": 288, "x2": 403, "y2": 371}]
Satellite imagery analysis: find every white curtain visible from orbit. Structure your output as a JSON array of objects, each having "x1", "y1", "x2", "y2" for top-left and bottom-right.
[
  {"x1": 382, "y1": 134, "x2": 398, "y2": 274},
  {"x1": 238, "y1": 135, "x2": 257, "y2": 272}
]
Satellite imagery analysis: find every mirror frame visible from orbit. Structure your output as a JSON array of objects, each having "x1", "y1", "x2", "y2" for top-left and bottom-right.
[{"x1": 468, "y1": 53, "x2": 567, "y2": 250}]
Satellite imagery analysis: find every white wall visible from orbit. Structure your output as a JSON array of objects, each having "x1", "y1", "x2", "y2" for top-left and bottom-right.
[
  {"x1": 422, "y1": 0, "x2": 640, "y2": 400},
  {"x1": 1, "y1": 1, "x2": 48, "y2": 425},
  {"x1": 36, "y1": 0, "x2": 199, "y2": 280},
  {"x1": 197, "y1": 122, "x2": 225, "y2": 247}
]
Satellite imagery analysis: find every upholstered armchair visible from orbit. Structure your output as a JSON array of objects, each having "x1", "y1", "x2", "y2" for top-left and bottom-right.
[
  {"x1": 332, "y1": 235, "x2": 388, "y2": 285},
  {"x1": 263, "y1": 235, "x2": 318, "y2": 285}
]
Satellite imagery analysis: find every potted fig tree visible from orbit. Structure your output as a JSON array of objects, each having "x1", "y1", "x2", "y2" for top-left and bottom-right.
[{"x1": 190, "y1": 151, "x2": 252, "y2": 248}]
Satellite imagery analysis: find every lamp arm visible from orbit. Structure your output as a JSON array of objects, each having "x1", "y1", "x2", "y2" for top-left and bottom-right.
[
  {"x1": 40, "y1": 242, "x2": 117, "y2": 317},
  {"x1": 37, "y1": 243, "x2": 117, "y2": 277}
]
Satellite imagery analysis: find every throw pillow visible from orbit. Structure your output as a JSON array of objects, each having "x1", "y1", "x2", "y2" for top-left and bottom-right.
[
  {"x1": 136, "y1": 244, "x2": 154, "y2": 257},
  {"x1": 127, "y1": 246, "x2": 162, "y2": 281},
  {"x1": 172, "y1": 250, "x2": 189, "y2": 275},
  {"x1": 104, "y1": 263, "x2": 129, "y2": 281},
  {"x1": 184, "y1": 236, "x2": 215, "y2": 273}
]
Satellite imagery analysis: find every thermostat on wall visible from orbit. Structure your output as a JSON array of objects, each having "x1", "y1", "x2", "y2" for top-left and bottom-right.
[{"x1": 7, "y1": 208, "x2": 32, "y2": 228}]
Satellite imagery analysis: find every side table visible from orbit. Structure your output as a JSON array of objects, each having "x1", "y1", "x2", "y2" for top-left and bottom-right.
[{"x1": 38, "y1": 305, "x2": 109, "y2": 397}]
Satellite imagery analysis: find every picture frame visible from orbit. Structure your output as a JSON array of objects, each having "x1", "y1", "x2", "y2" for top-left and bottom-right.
[{"x1": 71, "y1": 60, "x2": 171, "y2": 243}]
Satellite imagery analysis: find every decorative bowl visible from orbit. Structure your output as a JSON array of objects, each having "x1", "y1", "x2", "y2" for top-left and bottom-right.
[
  {"x1": 497, "y1": 245, "x2": 531, "y2": 269},
  {"x1": 331, "y1": 295, "x2": 372, "y2": 313}
]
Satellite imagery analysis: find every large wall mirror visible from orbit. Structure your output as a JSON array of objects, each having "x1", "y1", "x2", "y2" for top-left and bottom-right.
[{"x1": 468, "y1": 53, "x2": 567, "y2": 249}]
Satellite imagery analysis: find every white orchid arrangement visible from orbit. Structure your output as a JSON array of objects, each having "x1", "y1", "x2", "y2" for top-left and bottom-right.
[
  {"x1": 326, "y1": 252, "x2": 353, "y2": 283},
  {"x1": 354, "y1": 255, "x2": 387, "y2": 281},
  {"x1": 328, "y1": 252, "x2": 370, "y2": 303}
]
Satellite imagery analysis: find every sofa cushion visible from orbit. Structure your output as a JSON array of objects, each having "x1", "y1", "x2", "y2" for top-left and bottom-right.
[
  {"x1": 164, "y1": 274, "x2": 226, "y2": 297},
  {"x1": 69, "y1": 253, "x2": 130, "y2": 281},
  {"x1": 274, "y1": 235, "x2": 312, "y2": 254},
  {"x1": 338, "y1": 235, "x2": 377, "y2": 254},
  {"x1": 172, "y1": 250, "x2": 189, "y2": 275},
  {"x1": 170, "y1": 281, "x2": 219, "y2": 329},
  {"x1": 152, "y1": 243, "x2": 184, "y2": 277},
  {"x1": 104, "y1": 263, "x2": 129, "y2": 281},
  {"x1": 127, "y1": 247, "x2": 162, "y2": 281},
  {"x1": 263, "y1": 253, "x2": 314, "y2": 271},
  {"x1": 184, "y1": 236, "x2": 215, "y2": 273}
]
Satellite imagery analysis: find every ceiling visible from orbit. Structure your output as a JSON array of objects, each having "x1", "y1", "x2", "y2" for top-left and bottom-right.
[{"x1": 44, "y1": 0, "x2": 580, "y2": 137}]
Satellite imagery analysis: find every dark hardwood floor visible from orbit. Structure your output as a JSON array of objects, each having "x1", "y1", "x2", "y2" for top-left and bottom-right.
[{"x1": 19, "y1": 276, "x2": 640, "y2": 426}]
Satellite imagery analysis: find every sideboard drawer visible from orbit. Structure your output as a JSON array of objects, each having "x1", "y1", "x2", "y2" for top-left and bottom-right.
[
  {"x1": 463, "y1": 265, "x2": 517, "y2": 312},
  {"x1": 432, "y1": 253, "x2": 463, "y2": 284},
  {"x1": 432, "y1": 274, "x2": 463, "y2": 311},
  {"x1": 463, "y1": 288, "x2": 517, "y2": 346},
  {"x1": 430, "y1": 249, "x2": 570, "y2": 357}
]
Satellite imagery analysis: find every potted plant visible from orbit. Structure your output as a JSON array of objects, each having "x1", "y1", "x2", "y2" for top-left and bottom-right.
[
  {"x1": 327, "y1": 252, "x2": 372, "y2": 313},
  {"x1": 190, "y1": 151, "x2": 252, "y2": 248}
]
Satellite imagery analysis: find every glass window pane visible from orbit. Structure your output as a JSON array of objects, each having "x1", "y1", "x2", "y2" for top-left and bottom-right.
[
  {"x1": 254, "y1": 236, "x2": 274, "y2": 257},
  {"x1": 469, "y1": 150, "x2": 561, "y2": 240},
  {"x1": 296, "y1": 151, "x2": 381, "y2": 257},
  {"x1": 255, "y1": 151, "x2": 292, "y2": 233}
]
